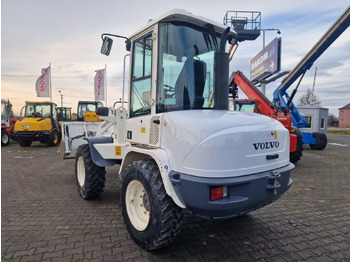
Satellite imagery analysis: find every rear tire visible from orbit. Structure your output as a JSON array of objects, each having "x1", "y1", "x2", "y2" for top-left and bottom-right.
[
  {"x1": 309, "y1": 132, "x2": 327, "y2": 150},
  {"x1": 18, "y1": 138, "x2": 32, "y2": 147},
  {"x1": 75, "y1": 144, "x2": 106, "y2": 199},
  {"x1": 121, "y1": 159, "x2": 183, "y2": 250},
  {"x1": 1, "y1": 131, "x2": 10, "y2": 146}
]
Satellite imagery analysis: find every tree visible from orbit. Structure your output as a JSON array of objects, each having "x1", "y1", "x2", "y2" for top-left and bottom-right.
[
  {"x1": 298, "y1": 88, "x2": 321, "y2": 107},
  {"x1": 328, "y1": 113, "x2": 339, "y2": 127}
]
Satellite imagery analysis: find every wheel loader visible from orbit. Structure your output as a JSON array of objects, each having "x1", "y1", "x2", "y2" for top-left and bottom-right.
[
  {"x1": 72, "y1": 9, "x2": 294, "y2": 250},
  {"x1": 13, "y1": 101, "x2": 61, "y2": 147}
]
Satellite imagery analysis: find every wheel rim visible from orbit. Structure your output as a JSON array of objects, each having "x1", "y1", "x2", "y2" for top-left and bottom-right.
[
  {"x1": 53, "y1": 133, "x2": 58, "y2": 144},
  {"x1": 125, "y1": 180, "x2": 150, "y2": 231},
  {"x1": 77, "y1": 156, "x2": 86, "y2": 187},
  {"x1": 2, "y1": 133, "x2": 9, "y2": 144}
]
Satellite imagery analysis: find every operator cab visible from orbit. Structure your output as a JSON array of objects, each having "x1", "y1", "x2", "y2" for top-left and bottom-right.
[
  {"x1": 1, "y1": 99, "x2": 13, "y2": 121},
  {"x1": 57, "y1": 107, "x2": 72, "y2": 122},
  {"x1": 233, "y1": 99, "x2": 260, "y2": 113},
  {"x1": 77, "y1": 101, "x2": 103, "y2": 121},
  {"x1": 24, "y1": 101, "x2": 57, "y2": 119},
  {"x1": 130, "y1": 12, "x2": 236, "y2": 117},
  {"x1": 102, "y1": 9, "x2": 237, "y2": 118}
]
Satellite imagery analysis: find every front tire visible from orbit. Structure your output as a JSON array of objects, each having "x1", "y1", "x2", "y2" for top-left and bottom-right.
[
  {"x1": 75, "y1": 144, "x2": 106, "y2": 199},
  {"x1": 47, "y1": 130, "x2": 59, "y2": 147},
  {"x1": 1, "y1": 131, "x2": 10, "y2": 146},
  {"x1": 121, "y1": 159, "x2": 183, "y2": 250}
]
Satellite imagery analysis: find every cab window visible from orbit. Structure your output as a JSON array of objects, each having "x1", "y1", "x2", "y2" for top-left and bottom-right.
[{"x1": 130, "y1": 34, "x2": 152, "y2": 117}]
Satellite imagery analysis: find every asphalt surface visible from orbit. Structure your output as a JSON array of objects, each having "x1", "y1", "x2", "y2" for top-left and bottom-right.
[
  {"x1": 2, "y1": 135, "x2": 350, "y2": 261},
  {"x1": 327, "y1": 134, "x2": 350, "y2": 142}
]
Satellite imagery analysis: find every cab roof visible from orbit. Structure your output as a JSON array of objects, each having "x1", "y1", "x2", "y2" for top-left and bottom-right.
[
  {"x1": 25, "y1": 101, "x2": 56, "y2": 105},
  {"x1": 129, "y1": 9, "x2": 237, "y2": 40}
]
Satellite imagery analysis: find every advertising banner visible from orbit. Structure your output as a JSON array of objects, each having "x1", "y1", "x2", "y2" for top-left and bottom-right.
[
  {"x1": 35, "y1": 66, "x2": 51, "y2": 97},
  {"x1": 250, "y1": 38, "x2": 281, "y2": 82},
  {"x1": 94, "y1": 69, "x2": 105, "y2": 101}
]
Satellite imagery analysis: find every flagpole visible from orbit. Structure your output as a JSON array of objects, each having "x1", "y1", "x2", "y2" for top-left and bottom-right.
[
  {"x1": 104, "y1": 64, "x2": 107, "y2": 106},
  {"x1": 49, "y1": 63, "x2": 52, "y2": 102}
]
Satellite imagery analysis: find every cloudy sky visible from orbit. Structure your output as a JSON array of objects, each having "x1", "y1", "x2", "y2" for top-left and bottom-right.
[{"x1": 2, "y1": 0, "x2": 350, "y2": 116}]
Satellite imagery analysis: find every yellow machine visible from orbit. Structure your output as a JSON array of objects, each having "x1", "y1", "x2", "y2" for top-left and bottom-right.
[
  {"x1": 13, "y1": 101, "x2": 61, "y2": 147},
  {"x1": 76, "y1": 101, "x2": 103, "y2": 122}
]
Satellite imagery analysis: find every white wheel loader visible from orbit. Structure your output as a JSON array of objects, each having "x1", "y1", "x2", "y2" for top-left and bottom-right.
[{"x1": 74, "y1": 9, "x2": 294, "y2": 250}]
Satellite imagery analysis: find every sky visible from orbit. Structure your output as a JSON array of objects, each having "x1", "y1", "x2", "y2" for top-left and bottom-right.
[{"x1": 1, "y1": 0, "x2": 350, "y2": 116}]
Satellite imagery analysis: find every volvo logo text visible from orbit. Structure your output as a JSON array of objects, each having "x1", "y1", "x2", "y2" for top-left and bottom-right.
[{"x1": 253, "y1": 141, "x2": 280, "y2": 150}]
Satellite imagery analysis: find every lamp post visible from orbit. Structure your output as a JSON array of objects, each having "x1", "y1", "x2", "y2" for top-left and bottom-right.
[
  {"x1": 261, "y1": 28, "x2": 281, "y2": 48},
  {"x1": 58, "y1": 90, "x2": 63, "y2": 107}
]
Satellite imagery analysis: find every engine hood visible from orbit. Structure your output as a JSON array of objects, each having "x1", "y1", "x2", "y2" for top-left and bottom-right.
[
  {"x1": 14, "y1": 117, "x2": 52, "y2": 131},
  {"x1": 160, "y1": 110, "x2": 290, "y2": 178}
]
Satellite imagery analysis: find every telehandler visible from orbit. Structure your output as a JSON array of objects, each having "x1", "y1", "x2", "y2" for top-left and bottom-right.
[{"x1": 72, "y1": 9, "x2": 293, "y2": 250}]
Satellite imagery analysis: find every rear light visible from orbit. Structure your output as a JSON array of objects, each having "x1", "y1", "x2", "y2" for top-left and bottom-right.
[{"x1": 210, "y1": 186, "x2": 228, "y2": 201}]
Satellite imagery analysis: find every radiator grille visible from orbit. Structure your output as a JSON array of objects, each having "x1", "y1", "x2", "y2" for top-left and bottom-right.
[{"x1": 149, "y1": 116, "x2": 160, "y2": 145}]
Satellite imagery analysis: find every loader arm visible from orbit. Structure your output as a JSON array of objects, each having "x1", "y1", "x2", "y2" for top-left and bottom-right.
[{"x1": 230, "y1": 71, "x2": 277, "y2": 117}]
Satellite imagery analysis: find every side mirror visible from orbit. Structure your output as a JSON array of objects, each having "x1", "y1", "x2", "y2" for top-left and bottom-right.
[{"x1": 101, "y1": 36, "x2": 113, "y2": 56}]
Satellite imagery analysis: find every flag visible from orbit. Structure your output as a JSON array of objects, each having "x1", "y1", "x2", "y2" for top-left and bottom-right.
[
  {"x1": 94, "y1": 68, "x2": 105, "y2": 101},
  {"x1": 35, "y1": 66, "x2": 50, "y2": 97}
]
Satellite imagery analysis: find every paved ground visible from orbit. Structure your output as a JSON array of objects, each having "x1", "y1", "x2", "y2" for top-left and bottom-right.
[{"x1": 2, "y1": 136, "x2": 350, "y2": 262}]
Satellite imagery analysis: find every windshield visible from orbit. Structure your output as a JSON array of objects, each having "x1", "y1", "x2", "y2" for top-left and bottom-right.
[
  {"x1": 25, "y1": 103, "x2": 52, "y2": 117},
  {"x1": 235, "y1": 101, "x2": 258, "y2": 113},
  {"x1": 156, "y1": 22, "x2": 221, "y2": 113},
  {"x1": 1, "y1": 101, "x2": 6, "y2": 118}
]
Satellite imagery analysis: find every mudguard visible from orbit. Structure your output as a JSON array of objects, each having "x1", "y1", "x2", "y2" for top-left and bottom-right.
[
  {"x1": 85, "y1": 137, "x2": 119, "y2": 167},
  {"x1": 119, "y1": 146, "x2": 185, "y2": 208}
]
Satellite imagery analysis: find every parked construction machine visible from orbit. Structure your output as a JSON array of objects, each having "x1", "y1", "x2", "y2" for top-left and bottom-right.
[
  {"x1": 273, "y1": 5, "x2": 350, "y2": 149},
  {"x1": 70, "y1": 9, "x2": 293, "y2": 250},
  {"x1": 1, "y1": 99, "x2": 17, "y2": 146},
  {"x1": 13, "y1": 101, "x2": 61, "y2": 147}
]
